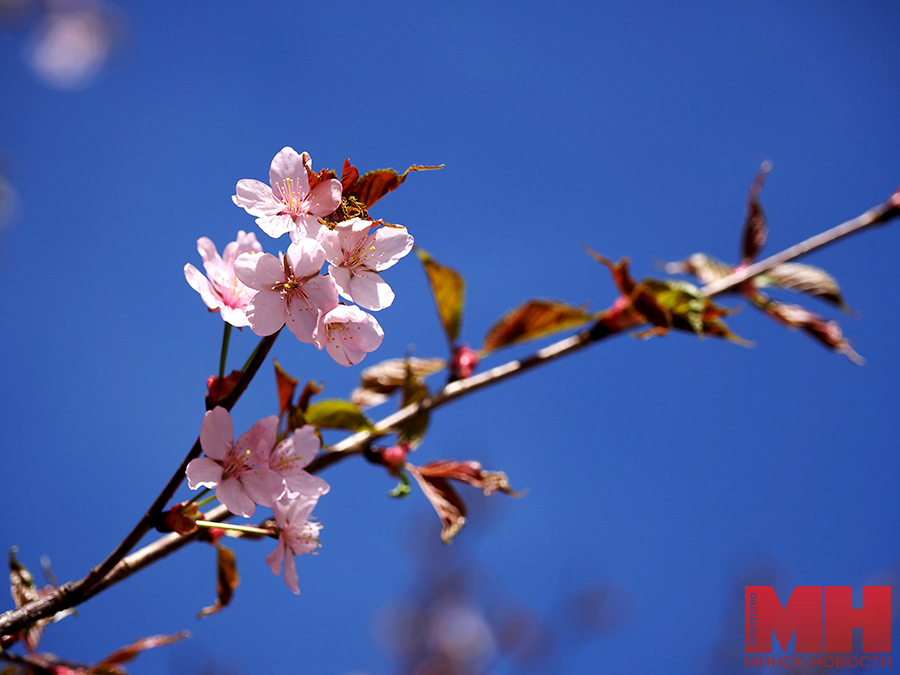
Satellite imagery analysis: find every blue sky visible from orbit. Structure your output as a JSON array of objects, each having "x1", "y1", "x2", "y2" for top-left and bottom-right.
[{"x1": 1, "y1": 2, "x2": 899, "y2": 673}]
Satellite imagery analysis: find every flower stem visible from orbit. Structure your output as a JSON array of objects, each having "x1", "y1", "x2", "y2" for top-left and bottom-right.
[
  {"x1": 192, "y1": 495, "x2": 217, "y2": 510},
  {"x1": 219, "y1": 323, "x2": 232, "y2": 379},
  {"x1": 181, "y1": 488, "x2": 211, "y2": 509},
  {"x1": 195, "y1": 520, "x2": 276, "y2": 537}
]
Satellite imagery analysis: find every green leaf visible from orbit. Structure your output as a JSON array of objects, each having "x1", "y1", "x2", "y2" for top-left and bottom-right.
[
  {"x1": 389, "y1": 473, "x2": 411, "y2": 498},
  {"x1": 417, "y1": 247, "x2": 465, "y2": 344},
  {"x1": 305, "y1": 399, "x2": 372, "y2": 431}
]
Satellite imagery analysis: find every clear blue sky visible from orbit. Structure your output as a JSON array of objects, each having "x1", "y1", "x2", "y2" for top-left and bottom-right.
[{"x1": 1, "y1": 2, "x2": 898, "y2": 673}]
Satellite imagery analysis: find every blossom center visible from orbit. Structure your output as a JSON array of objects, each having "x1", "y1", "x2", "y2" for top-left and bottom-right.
[
  {"x1": 273, "y1": 177, "x2": 311, "y2": 219},
  {"x1": 223, "y1": 444, "x2": 255, "y2": 479}
]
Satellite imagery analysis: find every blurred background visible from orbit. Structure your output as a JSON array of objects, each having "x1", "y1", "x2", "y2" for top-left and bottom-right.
[{"x1": 1, "y1": 1, "x2": 898, "y2": 673}]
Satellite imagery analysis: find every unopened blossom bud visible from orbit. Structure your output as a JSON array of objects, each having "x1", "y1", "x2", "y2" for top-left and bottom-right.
[
  {"x1": 381, "y1": 442, "x2": 410, "y2": 474},
  {"x1": 450, "y1": 344, "x2": 479, "y2": 381}
]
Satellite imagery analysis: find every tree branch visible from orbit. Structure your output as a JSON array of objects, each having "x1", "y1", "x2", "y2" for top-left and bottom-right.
[{"x1": 3, "y1": 190, "x2": 898, "y2": 639}]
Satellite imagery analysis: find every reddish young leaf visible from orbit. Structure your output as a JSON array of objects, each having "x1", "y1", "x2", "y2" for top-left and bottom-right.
[
  {"x1": 396, "y1": 362, "x2": 431, "y2": 449},
  {"x1": 759, "y1": 262, "x2": 851, "y2": 312},
  {"x1": 340, "y1": 159, "x2": 359, "y2": 191},
  {"x1": 197, "y1": 544, "x2": 239, "y2": 619},
  {"x1": 355, "y1": 357, "x2": 445, "y2": 396},
  {"x1": 416, "y1": 460, "x2": 524, "y2": 497},
  {"x1": 160, "y1": 503, "x2": 200, "y2": 536},
  {"x1": 8, "y1": 548, "x2": 43, "y2": 653},
  {"x1": 205, "y1": 371, "x2": 242, "y2": 410},
  {"x1": 408, "y1": 460, "x2": 522, "y2": 543},
  {"x1": 482, "y1": 300, "x2": 595, "y2": 354},
  {"x1": 342, "y1": 161, "x2": 443, "y2": 209},
  {"x1": 89, "y1": 631, "x2": 190, "y2": 672},
  {"x1": 296, "y1": 380, "x2": 324, "y2": 413},
  {"x1": 417, "y1": 248, "x2": 466, "y2": 345},
  {"x1": 747, "y1": 289, "x2": 863, "y2": 364},
  {"x1": 632, "y1": 279, "x2": 751, "y2": 346},
  {"x1": 584, "y1": 247, "x2": 636, "y2": 295},
  {"x1": 662, "y1": 252, "x2": 734, "y2": 287},
  {"x1": 741, "y1": 161, "x2": 771, "y2": 264},
  {"x1": 273, "y1": 360, "x2": 299, "y2": 418},
  {"x1": 407, "y1": 464, "x2": 467, "y2": 544}
]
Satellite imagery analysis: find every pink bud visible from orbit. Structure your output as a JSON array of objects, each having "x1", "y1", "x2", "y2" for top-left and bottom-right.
[
  {"x1": 450, "y1": 344, "x2": 480, "y2": 381},
  {"x1": 382, "y1": 443, "x2": 410, "y2": 473}
]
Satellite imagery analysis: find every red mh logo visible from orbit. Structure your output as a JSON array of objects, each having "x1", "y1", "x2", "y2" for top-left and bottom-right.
[{"x1": 745, "y1": 586, "x2": 891, "y2": 653}]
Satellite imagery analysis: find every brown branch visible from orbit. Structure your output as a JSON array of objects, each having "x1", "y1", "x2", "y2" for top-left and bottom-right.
[{"x1": 3, "y1": 190, "x2": 899, "y2": 639}]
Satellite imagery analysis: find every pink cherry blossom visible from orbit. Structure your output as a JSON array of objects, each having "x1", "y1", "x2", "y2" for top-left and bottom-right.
[
  {"x1": 232, "y1": 147, "x2": 342, "y2": 244},
  {"x1": 185, "y1": 407, "x2": 285, "y2": 518},
  {"x1": 266, "y1": 493, "x2": 322, "y2": 594},
  {"x1": 314, "y1": 304, "x2": 384, "y2": 366},
  {"x1": 268, "y1": 425, "x2": 330, "y2": 498},
  {"x1": 233, "y1": 239, "x2": 339, "y2": 343},
  {"x1": 184, "y1": 231, "x2": 262, "y2": 327},
  {"x1": 320, "y1": 218, "x2": 414, "y2": 311}
]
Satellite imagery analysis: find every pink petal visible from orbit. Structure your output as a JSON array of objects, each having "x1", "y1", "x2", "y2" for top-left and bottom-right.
[
  {"x1": 240, "y1": 415, "x2": 279, "y2": 463},
  {"x1": 234, "y1": 252, "x2": 285, "y2": 291},
  {"x1": 283, "y1": 547, "x2": 300, "y2": 594},
  {"x1": 266, "y1": 538, "x2": 285, "y2": 576},
  {"x1": 290, "y1": 214, "x2": 324, "y2": 243},
  {"x1": 348, "y1": 272, "x2": 395, "y2": 311},
  {"x1": 185, "y1": 457, "x2": 223, "y2": 490},
  {"x1": 246, "y1": 290, "x2": 288, "y2": 336},
  {"x1": 219, "y1": 304, "x2": 251, "y2": 328},
  {"x1": 222, "y1": 230, "x2": 262, "y2": 263},
  {"x1": 200, "y1": 407, "x2": 233, "y2": 461},
  {"x1": 286, "y1": 494, "x2": 319, "y2": 522},
  {"x1": 284, "y1": 472, "x2": 330, "y2": 498},
  {"x1": 282, "y1": 426, "x2": 320, "y2": 467},
  {"x1": 196, "y1": 237, "x2": 223, "y2": 269},
  {"x1": 285, "y1": 240, "x2": 326, "y2": 278},
  {"x1": 233, "y1": 179, "x2": 279, "y2": 216},
  {"x1": 304, "y1": 274, "x2": 339, "y2": 313},
  {"x1": 216, "y1": 477, "x2": 256, "y2": 518},
  {"x1": 184, "y1": 263, "x2": 221, "y2": 311},
  {"x1": 328, "y1": 266, "x2": 352, "y2": 302},
  {"x1": 306, "y1": 178, "x2": 342, "y2": 217},
  {"x1": 284, "y1": 297, "x2": 321, "y2": 344},
  {"x1": 326, "y1": 340, "x2": 367, "y2": 366},
  {"x1": 240, "y1": 469, "x2": 285, "y2": 508},
  {"x1": 318, "y1": 229, "x2": 344, "y2": 265},
  {"x1": 269, "y1": 147, "x2": 309, "y2": 193},
  {"x1": 370, "y1": 226, "x2": 414, "y2": 271}
]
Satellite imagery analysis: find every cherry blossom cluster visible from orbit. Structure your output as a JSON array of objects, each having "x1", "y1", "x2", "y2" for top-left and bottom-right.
[
  {"x1": 186, "y1": 407, "x2": 327, "y2": 593},
  {"x1": 184, "y1": 147, "x2": 414, "y2": 366}
]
